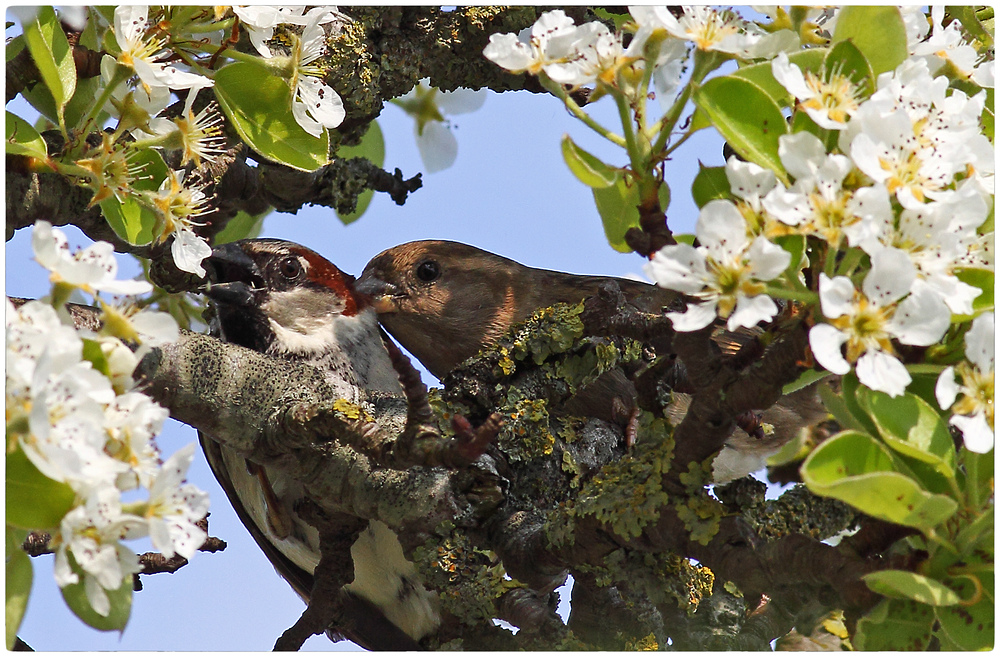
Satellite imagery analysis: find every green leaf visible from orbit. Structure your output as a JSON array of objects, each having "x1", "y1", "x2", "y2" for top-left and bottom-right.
[
  {"x1": 856, "y1": 388, "x2": 957, "y2": 481},
  {"x1": 840, "y1": 372, "x2": 880, "y2": 437},
  {"x1": 936, "y1": 569, "x2": 994, "y2": 650},
  {"x1": 954, "y1": 507, "x2": 993, "y2": 555},
  {"x1": 854, "y1": 598, "x2": 935, "y2": 650},
  {"x1": 691, "y1": 164, "x2": 730, "y2": 208},
  {"x1": 802, "y1": 430, "x2": 958, "y2": 531},
  {"x1": 774, "y1": 234, "x2": 806, "y2": 279},
  {"x1": 824, "y1": 39, "x2": 875, "y2": 98},
  {"x1": 950, "y1": 6, "x2": 994, "y2": 48},
  {"x1": 336, "y1": 120, "x2": 385, "y2": 224},
  {"x1": 693, "y1": 76, "x2": 789, "y2": 179},
  {"x1": 817, "y1": 380, "x2": 867, "y2": 433},
  {"x1": 952, "y1": 267, "x2": 994, "y2": 319},
  {"x1": 729, "y1": 48, "x2": 827, "y2": 106},
  {"x1": 562, "y1": 134, "x2": 617, "y2": 188},
  {"x1": 863, "y1": 570, "x2": 962, "y2": 606},
  {"x1": 5, "y1": 111, "x2": 49, "y2": 159},
  {"x1": 214, "y1": 61, "x2": 330, "y2": 172},
  {"x1": 99, "y1": 149, "x2": 169, "y2": 246},
  {"x1": 81, "y1": 338, "x2": 111, "y2": 378},
  {"x1": 982, "y1": 88, "x2": 994, "y2": 142},
  {"x1": 214, "y1": 210, "x2": 268, "y2": 244},
  {"x1": 6, "y1": 527, "x2": 32, "y2": 650},
  {"x1": 831, "y1": 7, "x2": 907, "y2": 76},
  {"x1": 6, "y1": 448, "x2": 76, "y2": 530},
  {"x1": 22, "y1": 6, "x2": 76, "y2": 130},
  {"x1": 592, "y1": 175, "x2": 669, "y2": 253},
  {"x1": 60, "y1": 552, "x2": 132, "y2": 632}
]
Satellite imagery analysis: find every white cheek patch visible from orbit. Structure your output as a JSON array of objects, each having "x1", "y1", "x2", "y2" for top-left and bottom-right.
[{"x1": 261, "y1": 288, "x2": 345, "y2": 354}]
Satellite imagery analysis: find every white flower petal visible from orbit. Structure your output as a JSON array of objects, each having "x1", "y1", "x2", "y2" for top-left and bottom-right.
[
  {"x1": 863, "y1": 247, "x2": 915, "y2": 306},
  {"x1": 888, "y1": 281, "x2": 950, "y2": 347},
  {"x1": 952, "y1": 412, "x2": 994, "y2": 453},
  {"x1": 416, "y1": 121, "x2": 458, "y2": 173},
  {"x1": 645, "y1": 243, "x2": 708, "y2": 294},
  {"x1": 728, "y1": 293, "x2": 778, "y2": 331},
  {"x1": 171, "y1": 230, "x2": 212, "y2": 277},
  {"x1": 935, "y1": 366, "x2": 959, "y2": 409},
  {"x1": 856, "y1": 350, "x2": 911, "y2": 397},
  {"x1": 818, "y1": 274, "x2": 856, "y2": 320},
  {"x1": 809, "y1": 323, "x2": 851, "y2": 375},
  {"x1": 696, "y1": 200, "x2": 749, "y2": 261},
  {"x1": 746, "y1": 236, "x2": 791, "y2": 281},
  {"x1": 667, "y1": 301, "x2": 718, "y2": 332},
  {"x1": 966, "y1": 312, "x2": 995, "y2": 372}
]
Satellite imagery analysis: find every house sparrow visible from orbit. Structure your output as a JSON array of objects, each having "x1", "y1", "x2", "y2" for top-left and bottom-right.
[
  {"x1": 356, "y1": 240, "x2": 677, "y2": 425},
  {"x1": 200, "y1": 239, "x2": 439, "y2": 649},
  {"x1": 356, "y1": 240, "x2": 829, "y2": 482}
]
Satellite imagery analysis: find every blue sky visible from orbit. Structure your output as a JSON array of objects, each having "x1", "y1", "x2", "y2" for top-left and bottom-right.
[{"x1": 6, "y1": 43, "x2": 726, "y2": 649}]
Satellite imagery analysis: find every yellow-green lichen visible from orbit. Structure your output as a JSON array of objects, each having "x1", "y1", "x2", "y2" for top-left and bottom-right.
[
  {"x1": 413, "y1": 524, "x2": 517, "y2": 626},
  {"x1": 561, "y1": 449, "x2": 583, "y2": 489},
  {"x1": 624, "y1": 633, "x2": 660, "y2": 651},
  {"x1": 497, "y1": 392, "x2": 555, "y2": 460},
  {"x1": 578, "y1": 547, "x2": 714, "y2": 613},
  {"x1": 332, "y1": 398, "x2": 373, "y2": 422},
  {"x1": 572, "y1": 412, "x2": 674, "y2": 540},
  {"x1": 509, "y1": 303, "x2": 586, "y2": 365}
]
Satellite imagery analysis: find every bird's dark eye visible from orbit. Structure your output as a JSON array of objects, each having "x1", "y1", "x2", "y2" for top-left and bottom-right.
[
  {"x1": 415, "y1": 259, "x2": 440, "y2": 283},
  {"x1": 278, "y1": 256, "x2": 303, "y2": 280}
]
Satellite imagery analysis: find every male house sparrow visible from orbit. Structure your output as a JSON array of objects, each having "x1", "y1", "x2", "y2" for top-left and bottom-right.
[
  {"x1": 201, "y1": 239, "x2": 440, "y2": 649},
  {"x1": 356, "y1": 240, "x2": 829, "y2": 482}
]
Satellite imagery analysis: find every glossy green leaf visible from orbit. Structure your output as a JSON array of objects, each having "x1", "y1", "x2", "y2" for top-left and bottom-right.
[
  {"x1": 562, "y1": 134, "x2": 617, "y2": 189},
  {"x1": 832, "y1": 7, "x2": 907, "y2": 76},
  {"x1": 691, "y1": 164, "x2": 729, "y2": 208},
  {"x1": 81, "y1": 338, "x2": 111, "y2": 378},
  {"x1": 774, "y1": 234, "x2": 806, "y2": 279},
  {"x1": 593, "y1": 175, "x2": 669, "y2": 253},
  {"x1": 802, "y1": 430, "x2": 958, "y2": 530},
  {"x1": 693, "y1": 76, "x2": 788, "y2": 179},
  {"x1": 6, "y1": 527, "x2": 32, "y2": 650},
  {"x1": 6, "y1": 448, "x2": 76, "y2": 530},
  {"x1": 840, "y1": 373, "x2": 880, "y2": 437},
  {"x1": 6, "y1": 33, "x2": 25, "y2": 62},
  {"x1": 825, "y1": 39, "x2": 875, "y2": 98},
  {"x1": 5, "y1": 111, "x2": 48, "y2": 159},
  {"x1": 817, "y1": 380, "x2": 867, "y2": 433},
  {"x1": 22, "y1": 6, "x2": 76, "y2": 130},
  {"x1": 729, "y1": 48, "x2": 827, "y2": 106},
  {"x1": 856, "y1": 388, "x2": 956, "y2": 480},
  {"x1": 99, "y1": 149, "x2": 169, "y2": 246},
  {"x1": 854, "y1": 598, "x2": 935, "y2": 650},
  {"x1": 954, "y1": 507, "x2": 993, "y2": 555},
  {"x1": 950, "y1": 6, "x2": 994, "y2": 48},
  {"x1": 936, "y1": 568, "x2": 994, "y2": 650},
  {"x1": 214, "y1": 210, "x2": 268, "y2": 244},
  {"x1": 214, "y1": 62, "x2": 329, "y2": 172},
  {"x1": 982, "y1": 88, "x2": 994, "y2": 142},
  {"x1": 863, "y1": 570, "x2": 962, "y2": 606},
  {"x1": 60, "y1": 552, "x2": 132, "y2": 632},
  {"x1": 336, "y1": 120, "x2": 386, "y2": 224},
  {"x1": 953, "y1": 267, "x2": 994, "y2": 318}
]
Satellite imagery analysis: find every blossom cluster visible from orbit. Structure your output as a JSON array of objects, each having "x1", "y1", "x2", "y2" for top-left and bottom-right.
[
  {"x1": 13, "y1": 6, "x2": 351, "y2": 278},
  {"x1": 6, "y1": 222, "x2": 208, "y2": 616},
  {"x1": 483, "y1": 7, "x2": 994, "y2": 453}
]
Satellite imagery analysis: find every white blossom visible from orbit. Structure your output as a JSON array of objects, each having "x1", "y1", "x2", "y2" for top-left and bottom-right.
[
  {"x1": 646, "y1": 200, "x2": 790, "y2": 332},
  {"x1": 809, "y1": 249, "x2": 951, "y2": 396},
  {"x1": 32, "y1": 221, "x2": 153, "y2": 297},
  {"x1": 289, "y1": 8, "x2": 346, "y2": 137},
  {"x1": 144, "y1": 444, "x2": 210, "y2": 559},
  {"x1": 936, "y1": 312, "x2": 994, "y2": 453},
  {"x1": 772, "y1": 51, "x2": 862, "y2": 130}
]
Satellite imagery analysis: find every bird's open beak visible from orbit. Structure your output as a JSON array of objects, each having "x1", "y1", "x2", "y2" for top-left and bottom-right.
[
  {"x1": 201, "y1": 243, "x2": 265, "y2": 308},
  {"x1": 354, "y1": 273, "x2": 400, "y2": 314}
]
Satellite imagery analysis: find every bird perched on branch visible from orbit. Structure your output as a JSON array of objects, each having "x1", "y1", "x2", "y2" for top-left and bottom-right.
[
  {"x1": 200, "y1": 239, "x2": 439, "y2": 650},
  {"x1": 357, "y1": 240, "x2": 829, "y2": 482}
]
